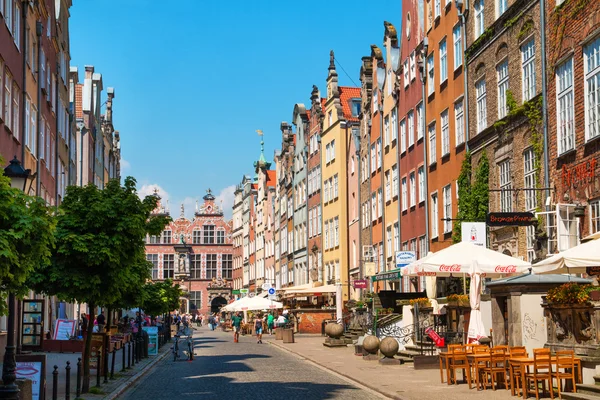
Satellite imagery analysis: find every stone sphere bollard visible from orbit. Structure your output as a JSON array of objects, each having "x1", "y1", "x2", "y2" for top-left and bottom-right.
[
  {"x1": 362, "y1": 335, "x2": 380, "y2": 354},
  {"x1": 380, "y1": 337, "x2": 399, "y2": 358},
  {"x1": 326, "y1": 323, "x2": 344, "y2": 339}
]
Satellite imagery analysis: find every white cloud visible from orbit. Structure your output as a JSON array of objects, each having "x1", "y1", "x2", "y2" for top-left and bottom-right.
[
  {"x1": 120, "y1": 158, "x2": 131, "y2": 173},
  {"x1": 215, "y1": 185, "x2": 236, "y2": 220},
  {"x1": 138, "y1": 184, "x2": 169, "y2": 202}
]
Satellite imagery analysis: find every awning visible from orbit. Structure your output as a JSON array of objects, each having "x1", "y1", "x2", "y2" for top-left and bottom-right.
[
  {"x1": 371, "y1": 269, "x2": 402, "y2": 282},
  {"x1": 282, "y1": 283, "x2": 314, "y2": 295},
  {"x1": 297, "y1": 284, "x2": 337, "y2": 294}
]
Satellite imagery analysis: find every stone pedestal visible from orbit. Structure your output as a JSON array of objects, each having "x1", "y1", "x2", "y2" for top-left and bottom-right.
[
  {"x1": 363, "y1": 353, "x2": 379, "y2": 361},
  {"x1": 378, "y1": 337, "x2": 400, "y2": 365},
  {"x1": 379, "y1": 356, "x2": 402, "y2": 365},
  {"x1": 323, "y1": 337, "x2": 347, "y2": 347}
]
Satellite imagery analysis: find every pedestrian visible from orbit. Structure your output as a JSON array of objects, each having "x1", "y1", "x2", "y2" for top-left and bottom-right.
[
  {"x1": 267, "y1": 312, "x2": 274, "y2": 335},
  {"x1": 135, "y1": 311, "x2": 144, "y2": 337},
  {"x1": 175, "y1": 314, "x2": 181, "y2": 333},
  {"x1": 231, "y1": 312, "x2": 243, "y2": 343},
  {"x1": 254, "y1": 313, "x2": 264, "y2": 344},
  {"x1": 276, "y1": 313, "x2": 286, "y2": 328},
  {"x1": 96, "y1": 311, "x2": 106, "y2": 333},
  {"x1": 80, "y1": 313, "x2": 88, "y2": 336},
  {"x1": 208, "y1": 314, "x2": 215, "y2": 331}
]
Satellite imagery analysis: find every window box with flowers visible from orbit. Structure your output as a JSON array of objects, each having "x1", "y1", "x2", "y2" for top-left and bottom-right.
[{"x1": 447, "y1": 294, "x2": 470, "y2": 307}]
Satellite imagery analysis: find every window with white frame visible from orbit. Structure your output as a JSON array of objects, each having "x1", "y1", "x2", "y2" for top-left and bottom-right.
[
  {"x1": 371, "y1": 193, "x2": 377, "y2": 222},
  {"x1": 453, "y1": 25, "x2": 462, "y2": 69},
  {"x1": 455, "y1": 100, "x2": 464, "y2": 145},
  {"x1": 524, "y1": 148, "x2": 537, "y2": 211},
  {"x1": 417, "y1": 102, "x2": 424, "y2": 140},
  {"x1": 428, "y1": 122, "x2": 437, "y2": 165},
  {"x1": 377, "y1": 138, "x2": 382, "y2": 168},
  {"x1": 378, "y1": 188, "x2": 383, "y2": 218},
  {"x1": 404, "y1": 60, "x2": 409, "y2": 88},
  {"x1": 334, "y1": 174, "x2": 338, "y2": 199},
  {"x1": 443, "y1": 185, "x2": 452, "y2": 233},
  {"x1": 497, "y1": 59, "x2": 509, "y2": 118},
  {"x1": 407, "y1": 110, "x2": 415, "y2": 147},
  {"x1": 498, "y1": 0, "x2": 507, "y2": 16},
  {"x1": 435, "y1": 0, "x2": 441, "y2": 18},
  {"x1": 373, "y1": 89, "x2": 379, "y2": 113},
  {"x1": 393, "y1": 222, "x2": 400, "y2": 252},
  {"x1": 441, "y1": 109, "x2": 449, "y2": 156},
  {"x1": 591, "y1": 200, "x2": 600, "y2": 234},
  {"x1": 386, "y1": 226, "x2": 393, "y2": 256},
  {"x1": 499, "y1": 160, "x2": 512, "y2": 212},
  {"x1": 392, "y1": 108, "x2": 398, "y2": 142},
  {"x1": 476, "y1": 79, "x2": 487, "y2": 133},
  {"x1": 557, "y1": 57, "x2": 574, "y2": 154},
  {"x1": 440, "y1": 39, "x2": 447, "y2": 83},
  {"x1": 384, "y1": 115, "x2": 390, "y2": 146},
  {"x1": 325, "y1": 143, "x2": 331, "y2": 163},
  {"x1": 522, "y1": 39, "x2": 536, "y2": 101},
  {"x1": 526, "y1": 225, "x2": 536, "y2": 262},
  {"x1": 4, "y1": 73, "x2": 11, "y2": 130},
  {"x1": 410, "y1": 51, "x2": 416, "y2": 81},
  {"x1": 431, "y1": 192, "x2": 439, "y2": 238},
  {"x1": 475, "y1": 0, "x2": 484, "y2": 38},
  {"x1": 427, "y1": 54, "x2": 435, "y2": 96},
  {"x1": 410, "y1": 172, "x2": 416, "y2": 207},
  {"x1": 400, "y1": 118, "x2": 406, "y2": 153},
  {"x1": 402, "y1": 177, "x2": 408, "y2": 211},
  {"x1": 387, "y1": 69, "x2": 393, "y2": 96},
  {"x1": 370, "y1": 143, "x2": 376, "y2": 172},
  {"x1": 385, "y1": 170, "x2": 391, "y2": 200},
  {"x1": 584, "y1": 36, "x2": 600, "y2": 141},
  {"x1": 418, "y1": 166, "x2": 425, "y2": 203},
  {"x1": 331, "y1": 139, "x2": 336, "y2": 161},
  {"x1": 392, "y1": 164, "x2": 398, "y2": 197}
]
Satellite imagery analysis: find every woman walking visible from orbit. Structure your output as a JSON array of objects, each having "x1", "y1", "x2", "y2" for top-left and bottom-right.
[{"x1": 254, "y1": 313, "x2": 264, "y2": 344}]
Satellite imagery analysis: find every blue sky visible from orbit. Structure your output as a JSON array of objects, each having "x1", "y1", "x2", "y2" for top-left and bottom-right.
[{"x1": 70, "y1": 0, "x2": 401, "y2": 219}]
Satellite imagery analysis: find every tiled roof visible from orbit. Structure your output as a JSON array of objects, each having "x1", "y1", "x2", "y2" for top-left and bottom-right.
[
  {"x1": 339, "y1": 86, "x2": 361, "y2": 122},
  {"x1": 266, "y1": 170, "x2": 276, "y2": 187},
  {"x1": 75, "y1": 84, "x2": 83, "y2": 119}
]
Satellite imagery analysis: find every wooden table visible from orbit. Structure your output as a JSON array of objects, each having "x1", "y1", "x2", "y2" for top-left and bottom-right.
[
  {"x1": 508, "y1": 356, "x2": 582, "y2": 399},
  {"x1": 439, "y1": 352, "x2": 450, "y2": 384},
  {"x1": 467, "y1": 353, "x2": 492, "y2": 390}
]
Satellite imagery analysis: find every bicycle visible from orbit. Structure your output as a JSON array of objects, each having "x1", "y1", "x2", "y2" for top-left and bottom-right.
[{"x1": 172, "y1": 328, "x2": 194, "y2": 361}]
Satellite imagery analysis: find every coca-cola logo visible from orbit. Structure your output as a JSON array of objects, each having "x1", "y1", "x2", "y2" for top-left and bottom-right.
[
  {"x1": 439, "y1": 264, "x2": 461, "y2": 272},
  {"x1": 417, "y1": 271, "x2": 437, "y2": 276},
  {"x1": 495, "y1": 265, "x2": 517, "y2": 274}
]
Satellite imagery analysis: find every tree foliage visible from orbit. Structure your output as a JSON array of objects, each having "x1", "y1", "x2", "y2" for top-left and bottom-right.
[
  {"x1": 0, "y1": 164, "x2": 55, "y2": 315},
  {"x1": 140, "y1": 279, "x2": 183, "y2": 317}
]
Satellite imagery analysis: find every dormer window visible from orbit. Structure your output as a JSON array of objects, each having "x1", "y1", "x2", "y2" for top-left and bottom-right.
[{"x1": 351, "y1": 99, "x2": 361, "y2": 117}]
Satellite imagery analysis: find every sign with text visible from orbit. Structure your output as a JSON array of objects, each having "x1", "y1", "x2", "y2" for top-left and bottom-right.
[
  {"x1": 16, "y1": 354, "x2": 45, "y2": 400},
  {"x1": 461, "y1": 222, "x2": 487, "y2": 247},
  {"x1": 352, "y1": 279, "x2": 368, "y2": 289},
  {"x1": 371, "y1": 270, "x2": 401, "y2": 282},
  {"x1": 487, "y1": 212, "x2": 536, "y2": 227},
  {"x1": 364, "y1": 262, "x2": 376, "y2": 277},
  {"x1": 142, "y1": 326, "x2": 159, "y2": 356},
  {"x1": 53, "y1": 319, "x2": 76, "y2": 340},
  {"x1": 396, "y1": 251, "x2": 416, "y2": 268}
]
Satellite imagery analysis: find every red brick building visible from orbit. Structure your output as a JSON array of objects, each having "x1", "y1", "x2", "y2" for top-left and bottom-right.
[{"x1": 145, "y1": 190, "x2": 233, "y2": 316}]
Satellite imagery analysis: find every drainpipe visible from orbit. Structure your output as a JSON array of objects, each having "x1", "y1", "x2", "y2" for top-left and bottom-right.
[
  {"x1": 379, "y1": 108, "x2": 386, "y2": 275},
  {"x1": 353, "y1": 124, "x2": 362, "y2": 284},
  {"x1": 457, "y1": 0, "x2": 470, "y2": 151},
  {"x1": 540, "y1": 0, "x2": 550, "y2": 208},
  {"x1": 35, "y1": 21, "x2": 42, "y2": 196},
  {"x1": 20, "y1": 1, "x2": 27, "y2": 165},
  {"x1": 305, "y1": 145, "x2": 309, "y2": 285},
  {"x1": 420, "y1": 48, "x2": 430, "y2": 258},
  {"x1": 55, "y1": 61, "x2": 59, "y2": 207}
]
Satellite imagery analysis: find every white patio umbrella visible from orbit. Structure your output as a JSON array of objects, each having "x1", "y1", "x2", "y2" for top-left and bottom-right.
[
  {"x1": 236, "y1": 296, "x2": 283, "y2": 312},
  {"x1": 532, "y1": 239, "x2": 600, "y2": 274},
  {"x1": 467, "y1": 261, "x2": 487, "y2": 343}
]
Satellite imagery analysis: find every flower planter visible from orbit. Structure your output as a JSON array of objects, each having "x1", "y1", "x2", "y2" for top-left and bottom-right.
[{"x1": 590, "y1": 291, "x2": 600, "y2": 301}]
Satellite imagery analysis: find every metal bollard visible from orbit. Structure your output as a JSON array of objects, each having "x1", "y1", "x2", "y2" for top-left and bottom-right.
[
  {"x1": 110, "y1": 349, "x2": 116, "y2": 380},
  {"x1": 104, "y1": 345, "x2": 109, "y2": 383},
  {"x1": 76, "y1": 358, "x2": 82, "y2": 398},
  {"x1": 65, "y1": 361, "x2": 71, "y2": 400},
  {"x1": 96, "y1": 353, "x2": 101, "y2": 387},
  {"x1": 127, "y1": 340, "x2": 131, "y2": 369},
  {"x1": 131, "y1": 338, "x2": 136, "y2": 367},
  {"x1": 52, "y1": 365, "x2": 58, "y2": 400},
  {"x1": 122, "y1": 342, "x2": 126, "y2": 371}
]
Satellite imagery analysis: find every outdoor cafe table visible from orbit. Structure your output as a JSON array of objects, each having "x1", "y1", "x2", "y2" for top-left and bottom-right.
[
  {"x1": 439, "y1": 351, "x2": 488, "y2": 386},
  {"x1": 508, "y1": 355, "x2": 582, "y2": 399}
]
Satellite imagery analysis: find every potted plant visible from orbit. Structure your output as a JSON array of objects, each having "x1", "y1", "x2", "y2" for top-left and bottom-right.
[
  {"x1": 587, "y1": 286, "x2": 600, "y2": 301},
  {"x1": 546, "y1": 282, "x2": 590, "y2": 305},
  {"x1": 409, "y1": 298, "x2": 431, "y2": 308}
]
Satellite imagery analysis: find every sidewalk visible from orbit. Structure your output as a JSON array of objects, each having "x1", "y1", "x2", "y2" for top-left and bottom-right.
[{"x1": 267, "y1": 334, "x2": 515, "y2": 400}]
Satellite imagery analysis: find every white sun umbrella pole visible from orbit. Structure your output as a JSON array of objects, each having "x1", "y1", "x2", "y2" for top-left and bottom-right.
[{"x1": 336, "y1": 284, "x2": 343, "y2": 324}]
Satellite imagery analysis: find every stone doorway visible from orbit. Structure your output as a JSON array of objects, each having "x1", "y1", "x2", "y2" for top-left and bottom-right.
[{"x1": 211, "y1": 296, "x2": 227, "y2": 314}]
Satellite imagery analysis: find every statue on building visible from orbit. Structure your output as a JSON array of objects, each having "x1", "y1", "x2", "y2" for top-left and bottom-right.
[
  {"x1": 179, "y1": 233, "x2": 186, "y2": 244},
  {"x1": 178, "y1": 253, "x2": 187, "y2": 274}
]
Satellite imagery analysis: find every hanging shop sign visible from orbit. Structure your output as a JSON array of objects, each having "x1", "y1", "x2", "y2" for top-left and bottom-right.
[
  {"x1": 562, "y1": 158, "x2": 597, "y2": 191},
  {"x1": 352, "y1": 279, "x2": 368, "y2": 289},
  {"x1": 371, "y1": 270, "x2": 401, "y2": 282},
  {"x1": 461, "y1": 222, "x2": 487, "y2": 246},
  {"x1": 486, "y1": 212, "x2": 536, "y2": 227}
]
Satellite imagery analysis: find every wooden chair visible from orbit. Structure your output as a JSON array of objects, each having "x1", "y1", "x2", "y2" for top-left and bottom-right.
[
  {"x1": 555, "y1": 350, "x2": 577, "y2": 399},
  {"x1": 479, "y1": 348, "x2": 508, "y2": 391},
  {"x1": 473, "y1": 345, "x2": 490, "y2": 353},
  {"x1": 509, "y1": 346, "x2": 528, "y2": 357},
  {"x1": 508, "y1": 347, "x2": 528, "y2": 395},
  {"x1": 525, "y1": 350, "x2": 555, "y2": 400},
  {"x1": 493, "y1": 345, "x2": 509, "y2": 352},
  {"x1": 441, "y1": 345, "x2": 464, "y2": 384},
  {"x1": 448, "y1": 347, "x2": 473, "y2": 388}
]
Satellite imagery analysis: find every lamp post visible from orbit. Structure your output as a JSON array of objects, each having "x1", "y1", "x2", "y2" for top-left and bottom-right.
[{"x1": 2, "y1": 156, "x2": 33, "y2": 399}]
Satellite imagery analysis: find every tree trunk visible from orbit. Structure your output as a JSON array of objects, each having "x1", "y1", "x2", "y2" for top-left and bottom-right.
[
  {"x1": 107, "y1": 308, "x2": 112, "y2": 331},
  {"x1": 82, "y1": 303, "x2": 95, "y2": 393}
]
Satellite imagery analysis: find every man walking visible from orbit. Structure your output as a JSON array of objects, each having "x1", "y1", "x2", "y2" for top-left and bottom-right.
[
  {"x1": 231, "y1": 312, "x2": 243, "y2": 343},
  {"x1": 96, "y1": 311, "x2": 106, "y2": 333}
]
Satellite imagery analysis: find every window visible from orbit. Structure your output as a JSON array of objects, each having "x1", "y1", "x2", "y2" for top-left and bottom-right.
[
  {"x1": 377, "y1": 138, "x2": 382, "y2": 168},
  {"x1": 377, "y1": 189, "x2": 383, "y2": 218},
  {"x1": 402, "y1": 177, "x2": 408, "y2": 211},
  {"x1": 427, "y1": 54, "x2": 434, "y2": 96},
  {"x1": 351, "y1": 99, "x2": 361, "y2": 117},
  {"x1": 476, "y1": 79, "x2": 487, "y2": 133},
  {"x1": 392, "y1": 164, "x2": 399, "y2": 197},
  {"x1": 384, "y1": 115, "x2": 390, "y2": 146},
  {"x1": 524, "y1": 148, "x2": 537, "y2": 211},
  {"x1": 404, "y1": 60, "x2": 409, "y2": 88},
  {"x1": 163, "y1": 254, "x2": 174, "y2": 279},
  {"x1": 13, "y1": 2, "x2": 19, "y2": 50},
  {"x1": 203, "y1": 225, "x2": 215, "y2": 244},
  {"x1": 4, "y1": 73, "x2": 11, "y2": 130},
  {"x1": 441, "y1": 110, "x2": 449, "y2": 156},
  {"x1": 370, "y1": 143, "x2": 376, "y2": 173},
  {"x1": 25, "y1": 97, "x2": 30, "y2": 148},
  {"x1": 431, "y1": 193, "x2": 439, "y2": 238},
  {"x1": 216, "y1": 230, "x2": 225, "y2": 244},
  {"x1": 428, "y1": 122, "x2": 437, "y2": 165},
  {"x1": 222, "y1": 254, "x2": 232, "y2": 279},
  {"x1": 522, "y1": 39, "x2": 536, "y2": 101},
  {"x1": 328, "y1": 110, "x2": 332, "y2": 127},
  {"x1": 584, "y1": 36, "x2": 600, "y2": 141},
  {"x1": 331, "y1": 139, "x2": 336, "y2": 161},
  {"x1": 334, "y1": 174, "x2": 338, "y2": 199},
  {"x1": 393, "y1": 222, "x2": 400, "y2": 252},
  {"x1": 539, "y1": 205, "x2": 579, "y2": 254},
  {"x1": 146, "y1": 254, "x2": 159, "y2": 280},
  {"x1": 417, "y1": 102, "x2": 424, "y2": 140},
  {"x1": 162, "y1": 230, "x2": 172, "y2": 244},
  {"x1": 371, "y1": 193, "x2": 377, "y2": 222},
  {"x1": 497, "y1": 60, "x2": 509, "y2": 118},
  {"x1": 5, "y1": 0, "x2": 12, "y2": 34},
  {"x1": 410, "y1": 51, "x2": 416, "y2": 81},
  {"x1": 453, "y1": 25, "x2": 462, "y2": 69},
  {"x1": 591, "y1": 200, "x2": 600, "y2": 234},
  {"x1": 193, "y1": 230, "x2": 202, "y2": 244},
  {"x1": 440, "y1": 39, "x2": 447, "y2": 83},
  {"x1": 190, "y1": 254, "x2": 202, "y2": 279},
  {"x1": 418, "y1": 166, "x2": 425, "y2": 203},
  {"x1": 391, "y1": 108, "x2": 398, "y2": 142},
  {"x1": 385, "y1": 170, "x2": 391, "y2": 200},
  {"x1": 498, "y1": 0, "x2": 507, "y2": 16},
  {"x1": 435, "y1": 0, "x2": 441, "y2": 18},
  {"x1": 387, "y1": 226, "x2": 393, "y2": 256},
  {"x1": 499, "y1": 160, "x2": 512, "y2": 212},
  {"x1": 410, "y1": 172, "x2": 416, "y2": 207},
  {"x1": 400, "y1": 118, "x2": 406, "y2": 153},
  {"x1": 475, "y1": 0, "x2": 484, "y2": 38},
  {"x1": 557, "y1": 58, "x2": 574, "y2": 154},
  {"x1": 407, "y1": 110, "x2": 414, "y2": 147},
  {"x1": 455, "y1": 100, "x2": 464, "y2": 145},
  {"x1": 189, "y1": 291, "x2": 202, "y2": 312},
  {"x1": 443, "y1": 185, "x2": 452, "y2": 233},
  {"x1": 334, "y1": 217, "x2": 339, "y2": 246},
  {"x1": 526, "y1": 225, "x2": 536, "y2": 262},
  {"x1": 206, "y1": 254, "x2": 218, "y2": 279}
]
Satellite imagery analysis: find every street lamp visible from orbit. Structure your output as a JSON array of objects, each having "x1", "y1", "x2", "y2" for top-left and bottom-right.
[{"x1": 2, "y1": 156, "x2": 34, "y2": 399}]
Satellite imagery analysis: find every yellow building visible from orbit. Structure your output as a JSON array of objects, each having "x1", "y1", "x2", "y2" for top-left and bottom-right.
[{"x1": 320, "y1": 51, "x2": 360, "y2": 301}]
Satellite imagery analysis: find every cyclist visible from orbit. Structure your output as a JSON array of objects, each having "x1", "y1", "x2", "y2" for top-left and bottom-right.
[{"x1": 231, "y1": 312, "x2": 243, "y2": 343}]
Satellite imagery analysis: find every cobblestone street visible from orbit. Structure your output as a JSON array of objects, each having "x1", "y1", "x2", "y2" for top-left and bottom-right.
[{"x1": 120, "y1": 326, "x2": 384, "y2": 399}]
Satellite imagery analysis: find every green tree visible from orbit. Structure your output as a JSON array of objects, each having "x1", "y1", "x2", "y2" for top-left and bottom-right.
[
  {"x1": 0, "y1": 164, "x2": 55, "y2": 314},
  {"x1": 453, "y1": 151, "x2": 472, "y2": 243},
  {"x1": 140, "y1": 279, "x2": 183, "y2": 317},
  {"x1": 29, "y1": 177, "x2": 169, "y2": 392}
]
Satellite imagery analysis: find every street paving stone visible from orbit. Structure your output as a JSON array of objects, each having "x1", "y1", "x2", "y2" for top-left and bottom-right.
[{"x1": 120, "y1": 326, "x2": 383, "y2": 400}]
